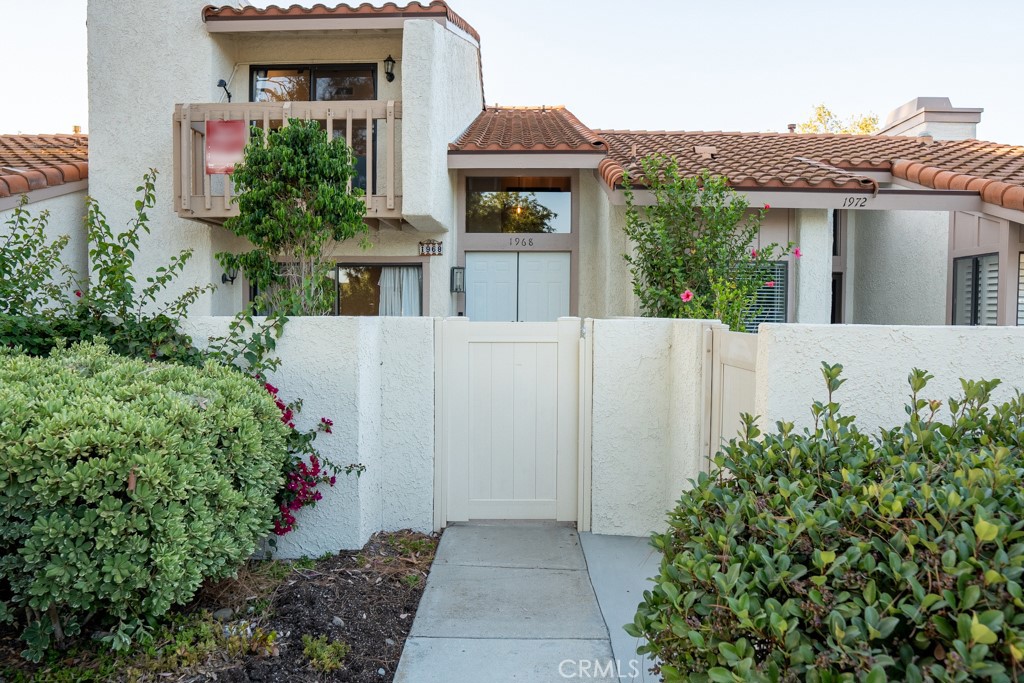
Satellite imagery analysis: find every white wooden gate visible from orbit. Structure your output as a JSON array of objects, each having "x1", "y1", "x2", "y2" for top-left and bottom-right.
[
  {"x1": 707, "y1": 328, "x2": 759, "y2": 460},
  {"x1": 435, "y1": 318, "x2": 580, "y2": 525}
]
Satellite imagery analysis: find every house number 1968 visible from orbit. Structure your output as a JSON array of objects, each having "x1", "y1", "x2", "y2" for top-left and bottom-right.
[
  {"x1": 509, "y1": 237, "x2": 535, "y2": 247},
  {"x1": 842, "y1": 197, "x2": 868, "y2": 208}
]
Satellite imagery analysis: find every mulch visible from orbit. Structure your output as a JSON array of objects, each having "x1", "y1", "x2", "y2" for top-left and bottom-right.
[{"x1": 0, "y1": 530, "x2": 439, "y2": 683}]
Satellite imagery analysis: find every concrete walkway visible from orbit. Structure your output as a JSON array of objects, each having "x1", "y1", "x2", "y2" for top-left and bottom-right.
[{"x1": 395, "y1": 522, "x2": 659, "y2": 682}]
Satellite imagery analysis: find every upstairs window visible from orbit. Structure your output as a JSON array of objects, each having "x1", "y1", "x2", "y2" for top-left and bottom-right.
[
  {"x1": 953, "y1": 254, "x2": 998, "y2": 326},
  {"x1": 250, "y1": 65, "x2": 377, "y2": 102}
]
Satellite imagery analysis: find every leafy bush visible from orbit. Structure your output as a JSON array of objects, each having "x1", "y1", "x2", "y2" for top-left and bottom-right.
[
  {"x1": 622, "y1": 158, "x2": 795, "y2": 330},
  {"x1": 0, "y1": 197, "x2": 75, "y2": 317},
  {"x1": 0, "y1": 342, "x2": 290, "y2": 659},
  {"x1": 630, "y1": 364, "x2": 1024, "y2": 682}
]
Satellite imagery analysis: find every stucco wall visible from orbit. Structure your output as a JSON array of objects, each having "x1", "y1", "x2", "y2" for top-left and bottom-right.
[
  {"x1": 589, "y1": 318, "x2": 715, "y2": 536},
  {"x1": 578, "y1": 172, "x2": 635, "y2": 318},
  {"x1": 0, "y1": 190, "x2": 89, "y2": 300},
  {"x1": 400, "y1": 19, "x2": 482, "y2": 234},
  {"x1": 88, "y1": 0, "x2": 237, "y2": 315},
  {"x1": 180, "y1": 316, "x2": 436, "y2": 557},
  {"x1": 753, "y1": 324, "x2": 1024, "y2": 435},
  {"x1": 850, "y1": 210, "x2": 948, "y2": 324}
]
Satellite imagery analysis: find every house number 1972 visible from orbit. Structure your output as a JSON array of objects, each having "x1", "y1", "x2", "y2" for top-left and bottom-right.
[
  {"x1": 509, "y1": 237, "x2": 535, "y2": 247},
  {"x1": 842, "y1": 197, "x2": 869, "y2": 208}
]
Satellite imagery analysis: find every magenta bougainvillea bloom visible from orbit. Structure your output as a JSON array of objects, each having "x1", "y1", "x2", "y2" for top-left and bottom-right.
[
  {"x1": 764, "y1": 203, "x2": 771, "y2": 210},
  {"x1": 750, "y1": 249, "x2": 757, "y2": 259},
  {"x1": 680, "y1": 289, "x2": 694, "y2": 303},
  {"x1": 794, "y1": 247, "x2": 802, "y2": 258},
  {"x1": 764, "y1": 281, "x2": 776, "y2": 288},
  {"x1": 74, "y1": 290, "x2": 82, "y2": 297}
]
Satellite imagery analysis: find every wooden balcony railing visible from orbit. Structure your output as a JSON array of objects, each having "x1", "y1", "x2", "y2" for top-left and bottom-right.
[{"x1": 172, "y1": 100, "x2": 402, "y2": 223}]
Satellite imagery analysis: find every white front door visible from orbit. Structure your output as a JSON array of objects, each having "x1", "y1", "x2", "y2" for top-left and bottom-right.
[
  {"x1": 465, "y1": 251, "x2": 570, "y2": 322},
  {"x1": 518, "y1": 252, "x2": 571, "y2": 322},
  {"x1": 465, "y1": 252, "x2": 518, "y2": 322}
]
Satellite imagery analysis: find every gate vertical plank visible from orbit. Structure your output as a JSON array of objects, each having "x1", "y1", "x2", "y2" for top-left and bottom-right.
[
  {"x1": 488, "y1": 343, "x2": 516, "y2": 502},
  {"x1": 467, "y1": 342, "x2": 493, "y2": 501},
  {"x1": 533, "y1": 342, "x2": 558, "y2": 503}
]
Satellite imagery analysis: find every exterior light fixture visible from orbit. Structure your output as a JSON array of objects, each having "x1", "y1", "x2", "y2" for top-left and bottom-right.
[
  {"x1": 221, "y1": 267, "x2": 239, "y2": 285},
  {"x1": 450, "y1": 266, "x2": 466, "y2": 293},
  {"x1": 383, "y1": 55, "x2": 396, "y2": 83},
  {"x1": 217, "y1": 79, "x2": 232, "y2": 103},
  {"x1": 419, "y1": 239, "x2": 442, "y2": 256}
]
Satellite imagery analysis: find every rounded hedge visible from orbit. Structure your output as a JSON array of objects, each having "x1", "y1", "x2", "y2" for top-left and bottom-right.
[
  {"x1": 0, "y1": 342, "x2": 290, "y2": 655},
  {"x1": 629, "y1": 365, "x2": 1024, "y2": 683}
]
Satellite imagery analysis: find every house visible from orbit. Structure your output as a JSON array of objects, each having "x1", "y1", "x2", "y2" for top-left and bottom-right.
[
  {"x1": 0, "y1": 133, "x2": 90, "y2": 292},
  {"x1": 71, "y1": 0, "x2": 1024, "y2": 330}
]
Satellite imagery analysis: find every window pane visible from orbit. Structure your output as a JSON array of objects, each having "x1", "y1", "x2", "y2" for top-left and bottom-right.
[
  {"x1": 977, "y1": 253, "x2": 999, "y2": 326},
  {"x1": 252, "y1": 69, "x2": 310, "y2": 102},
  {"x1": 314, "y1": 68, "x2": 375, "y2": 101},
  {"x1": 952, "y1": 257, "x2": 975, "y2": 325},
  {"x1": 338, "y1": 266, "x2": 382, "y2": 316},
  {"x1": 466, "y1": 177, "x2": 571, "y2": 234},
  {"x1": 330, "y1": 126, "x2": 370, "y2": 193}
]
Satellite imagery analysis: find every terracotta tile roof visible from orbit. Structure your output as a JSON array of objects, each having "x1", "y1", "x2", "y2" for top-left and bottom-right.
[
  {"x1": 595, "y1": 130, "x2": 1024, "y2": 211},
  {"x1": 203, "y1": 1, "x2": 480, "y2": 42},
  {"x1": 0, "y1": 134, "x2": 89, "y2": 199},
  {"x1": 449, "y1": 106, "x2": 608, "y2": 154}
]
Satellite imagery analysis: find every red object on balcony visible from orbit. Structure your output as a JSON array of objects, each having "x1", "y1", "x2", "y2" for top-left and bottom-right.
[{"x1": 205, "y1": 120, "x2": 247, "y2": 174}]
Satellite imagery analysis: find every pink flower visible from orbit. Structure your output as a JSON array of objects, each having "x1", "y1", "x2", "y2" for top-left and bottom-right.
[
  {"x1": 793, "y1": 247, "x2": 802, "y2": 259},
  {"x1": 750, "y1": 249, "x2": 757, "y2": 259},
  {"x1": 680, "y1": 290, "x2": 694, "y2": 303},
  {"x1": 763, "y1": 203, "x2": 771, "y2": 210},
  {"x1": 74, "y1": 290, "x2": 82, "y2": 298},
  {"x1": 764, "y1": 281, "x2": 776, "y2": 288}
]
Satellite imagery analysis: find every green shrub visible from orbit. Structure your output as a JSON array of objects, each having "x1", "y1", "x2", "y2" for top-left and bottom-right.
[
  {"x1": 629, "y1": 364, "x2": 1024, "y2": 682},
  {"x1": 0, "y1": 342, "x2": 291, "y2": 659}
]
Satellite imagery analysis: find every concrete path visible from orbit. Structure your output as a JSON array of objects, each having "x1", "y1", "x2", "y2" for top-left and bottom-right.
[{"x1": 395, "y1": 522, "x2": 622, "y2": 682}]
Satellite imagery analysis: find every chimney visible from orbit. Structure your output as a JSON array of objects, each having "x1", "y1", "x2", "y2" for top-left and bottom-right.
[
  {"x1": 877, "y1": 97, "x2": 983, "y2": 141},
  {"x1": 72, "y1": 125, "x2": 82, "y2": 135},
  {"x1": 787, "y1": 123, "x2": 796, "y2": 133}
]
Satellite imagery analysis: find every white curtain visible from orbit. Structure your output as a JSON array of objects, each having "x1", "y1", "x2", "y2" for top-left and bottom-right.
[{"x1": 378, "y1": 266, "x2": 422, "y2": 316}]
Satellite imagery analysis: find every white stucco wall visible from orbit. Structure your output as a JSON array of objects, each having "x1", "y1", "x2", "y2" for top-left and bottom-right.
[
  {"x1": 0, "y1": 190, "x2": 89, "y2": 300},
  {"x1": 180, "y1": 316, "x2": 435, "y2": 557},
  {"x1": 794, "y1": 209, "x2": 832, "y2": 323},
  {"x1": 88, "y1": 0, "x2": 238, "y2": 315},
  {"x1": 589, "y1": 318, "x2": 715, "y2": 537},
  {"x1": 579, "y1": 172, "x2": 635, "y2": 318},
  {"x1": 400, "y1": 19, "x2": 482, "y2": 234},
  {"x1": 849, "y1": 210, "x2": 948, "y2": 325},
  {"x1": 754, "y1": 324, "x2": 1024, "y2": 435}
]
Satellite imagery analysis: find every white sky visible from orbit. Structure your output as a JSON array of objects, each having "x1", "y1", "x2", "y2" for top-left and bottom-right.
[{"x1": 4, "y1": 0, "x2": 1023, "y2": 144}]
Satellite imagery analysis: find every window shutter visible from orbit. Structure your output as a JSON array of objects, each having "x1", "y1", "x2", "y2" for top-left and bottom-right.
[
  {"x1": 744, "y1": 262, "x2": 788, "y2": 332},
  {"x1": 953, "y1": 258, "x2": 975, "y2": 326},
  {"x1": 978, "y1": 254, "x2": 999, "y2": 325}
]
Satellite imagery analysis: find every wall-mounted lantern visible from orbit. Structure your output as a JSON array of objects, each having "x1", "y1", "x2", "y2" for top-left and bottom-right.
[
  {"x1": 384, "y1": 55, "x2": 396, "y2": 83},
  {"x1": 221, "y1": 266, "x2": 239, "y2": 285},
  {"x1": 419, "y1": 239, "x2": 442, "y2": 256},
  {"x1": 450, "y1": 266, "x2": 466, "y2": 293}
]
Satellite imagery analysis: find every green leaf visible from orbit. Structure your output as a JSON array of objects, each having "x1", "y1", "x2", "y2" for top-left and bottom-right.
[
  {"x1": 971, "y1": 614, "x2": 998, "y2": 644},
  {"x1": 975, "y1": 518, "x2": 999, "y2": 543}
]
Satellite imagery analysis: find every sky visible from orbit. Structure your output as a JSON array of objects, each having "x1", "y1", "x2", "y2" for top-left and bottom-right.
[{"x1": 4, "y1": 0, "x2": 1023, "y2": 144}]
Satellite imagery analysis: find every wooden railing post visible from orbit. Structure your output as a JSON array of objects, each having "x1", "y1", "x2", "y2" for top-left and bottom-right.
[{"x1": 386, "y1": 100, "x2": 395, "y2": 210}]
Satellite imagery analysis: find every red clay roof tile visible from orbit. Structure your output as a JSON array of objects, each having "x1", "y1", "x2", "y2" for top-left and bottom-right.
[
  {"x1": 203, "y1": 1, "x2": 480, "y2": 42},
  {"x1": 0, "y1": 133, "x2": 88, "y2": 199},
  {"x1": 449, "y1": 106, "x2": 607, "y2": 153}
]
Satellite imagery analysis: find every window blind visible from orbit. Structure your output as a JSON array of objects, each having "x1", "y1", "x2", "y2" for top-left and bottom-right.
[{"x1": 744, "y1": 261, "x2": 788, "y2": 333}]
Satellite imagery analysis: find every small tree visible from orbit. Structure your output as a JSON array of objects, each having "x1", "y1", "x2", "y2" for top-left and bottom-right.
[
  {"x1": 797, "y1": 103, "x2": 878, "y2": 135},
  {"x1": 218, "y1": 119, "x2": 368, "y2": 316},
  {"x1": 622, "y1": 156, "x2": 794, "y2": 331},
  {"x1": 0, "y1": 197, "x2": 75, "y2": 317}
]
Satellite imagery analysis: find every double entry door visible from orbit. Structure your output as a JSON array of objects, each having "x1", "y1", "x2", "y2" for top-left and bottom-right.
[{"x1": 465, "y1": 251, "x2": 570, "y2": 322}]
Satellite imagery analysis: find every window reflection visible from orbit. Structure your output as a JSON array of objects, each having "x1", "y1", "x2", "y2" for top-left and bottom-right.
[{"x1": 466, "y1": 177, "x2": 571, "y2": 234}]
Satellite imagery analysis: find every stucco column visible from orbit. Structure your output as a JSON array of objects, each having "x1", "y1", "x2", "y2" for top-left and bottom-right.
[{"x1": 793, "y1": 209, "x2": 832, "y2": 324}]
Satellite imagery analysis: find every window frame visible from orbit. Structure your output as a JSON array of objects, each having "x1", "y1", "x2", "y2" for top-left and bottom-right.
[
  {"x1": 952, "y1": 252, "x2": 999, "y2": 326},
  {"x1": 248, "y1": 63, "x2": 379, "y2": 103}
]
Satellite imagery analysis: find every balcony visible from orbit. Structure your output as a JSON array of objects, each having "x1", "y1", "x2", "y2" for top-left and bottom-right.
[{"x1": 172, "y1": 100, "x2": 402, "y2": 224}]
